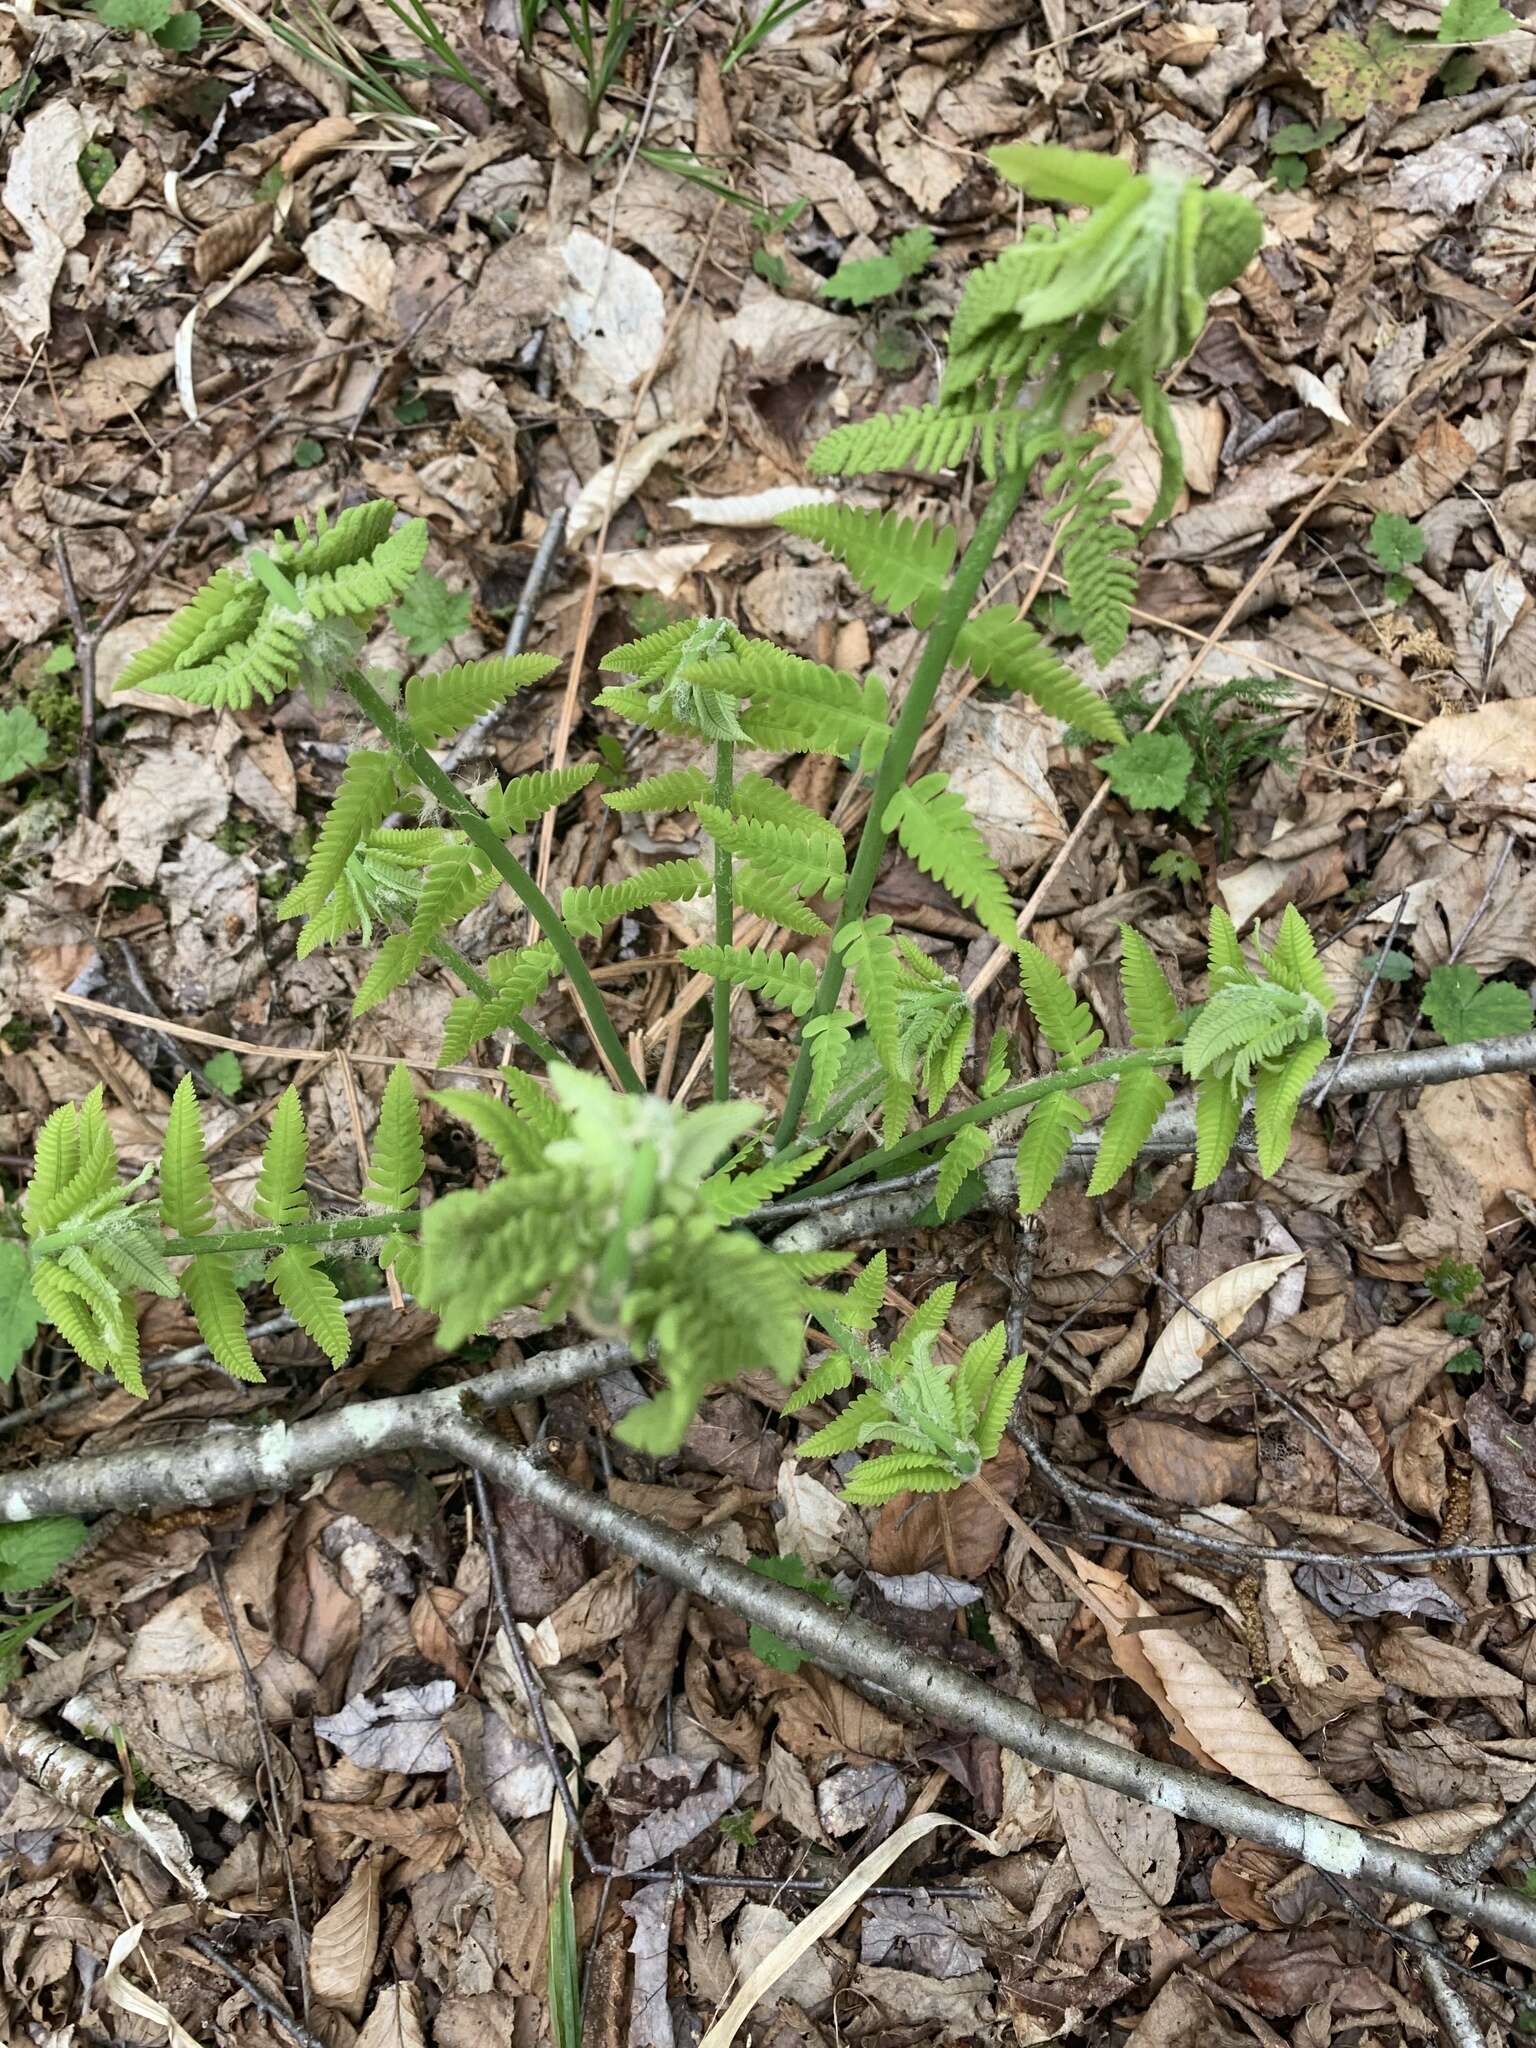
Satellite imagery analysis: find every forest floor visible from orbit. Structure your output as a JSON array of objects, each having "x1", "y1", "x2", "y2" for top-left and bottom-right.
[{"x1": 4, "y1": 0, "x2": 1536, "y2": 2043}]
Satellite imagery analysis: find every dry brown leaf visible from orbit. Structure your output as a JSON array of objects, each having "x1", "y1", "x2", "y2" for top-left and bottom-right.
[
  {"x1": 1396, "y1": 699, "x2": 1536, "y2": 813},
  {"x1": 1373, "y1": 1628, "x2": 1522, "y2": 1699},
  {"x1": 526, "y1": 1560, "x2": 638, "y2": 1666},
  {"x1": 303, "y1": 218, "x2": 397, "y2": 317},
  {"x1": 1131, "y1": 1255, "x2": 1302, "y2": 1402},
  {"x1": 1399, "y1": 1112, "x2": 1486, "y2": 1263},
  {"x1": 310, "y1": 1853, "x2": 381, "y2": 2019},
  {"x1": 1054, "y1": 1723, "x2": 1179, "y2": 1937},
  {"x1": 1108, "y1": 1417, "x2": 1257, "y2": 1507},
  {"x1": 356, "y1": 1983, "x2": 427, "y2": 2048},
  {"x1": 0, "y1": 101, "x2": 94, "y2": 348},
  {"x1": 1348, "y1": 418, "x2": 1479, "y2": 518},
  {"x1": 1067, "y1": 1551, "x2": 1357, "y2": 1823},
  {"x1": 1418, "y1": 1073, "x2": 1536, "y2": 1220}
]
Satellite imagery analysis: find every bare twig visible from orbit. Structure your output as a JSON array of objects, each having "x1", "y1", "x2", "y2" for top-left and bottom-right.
[
  {"x1": 434, "y1": 1415, "x2": 1536, "y2": 1953},
  {"x1": 438, "y1": 506, "x2": 568, "y2": 778},
  {"x1": 182, "y1": 1934, "x2": 329, "y2": 2048},
  {"x1": 52, "y1": 532, "x2": 96, "y2": 816},
  {"x1": 1443, "y1": 1780, "x2": 1536, "y2": 1888}
]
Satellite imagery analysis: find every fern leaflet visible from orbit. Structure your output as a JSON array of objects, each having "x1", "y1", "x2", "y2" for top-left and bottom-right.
[
  {"x1": 1119, "y1": 925, "x2": 1180, "y2": 1050},
  {"x1": 481, "y1": 764, "x2": 601, "y2": 836},
  {"x1": 678, "y1": 944, "x2": 821, "y2": 1016},
  {"x1": 1085, "y1": 1066, "x2": 1173, "y2": 1197},
  {"x1": 1017, "y1": 942, "x2": 1104, "y2": 1067},
  {"x1": 562, "y1": 859, "x2": 712, "y2": 938},
  {"x1": 1193, "y1": 1075, "x2": 1243, "y2": 1189},
  {"x1": 440, "y1": 942, "x2": 559, "y2": 1064},
  {"x1": 836, "y1": 917, "x2": 903, "y2": 1080},
  {"x1": 603, "y1": 768, "x2": 712, "y2": 815},
  {"x1": 955, "y1": 606, "x2": 1124, "y2": 743},
  {"x1": 936, "y1": 1124, "x2": 993, "y2": 1219},
  {"x1": 1014, "y1": 1090, "x2": 1089, "y2": 1213},
  {"x1": 774, "y1": 505, "x2": 956, "y2": 627},
  {"x1": 405, "y1": 654, "x2": 558, "y2": 743},
  {"x1": 882, "y1": 772, "x2": 1016, "y2": 950}
]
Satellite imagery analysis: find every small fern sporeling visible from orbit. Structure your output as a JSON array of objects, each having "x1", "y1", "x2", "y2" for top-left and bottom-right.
[{"x1": 16, "y1": 146, "x2": 1364, "y2": 1474}]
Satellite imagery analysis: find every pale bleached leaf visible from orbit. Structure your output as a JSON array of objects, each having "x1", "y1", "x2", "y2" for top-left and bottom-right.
[{"x1": 1130, "y1": 1253, "x2": 1302, "y2": 1403}]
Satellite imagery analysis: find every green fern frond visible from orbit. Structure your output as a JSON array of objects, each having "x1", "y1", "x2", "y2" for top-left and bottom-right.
[
  {"x1": 362, "y1": 1064, "x2": 425, "y2": 1214},
  {"x1": 1207, "y1": 905, "x2": 1249, "y2": 986},
  {"x1": 836, "y1": 917, "x2": 903, "y2": 1079},
  {"x1": 732, "y1": 868, "x2": 831, "y2": 938},
  {"x1": 599, "y1": 620, "x2": 746, "y2": 683},
  {"x1": 981, "y1": 1029, "x2": 1012, "y2": 1097},
  {"x1": 1260, "y1": 902, "x2": 1333, "y2": 1011},
  {"x1": 955, "y1": 606, "x2": 1124, "y2": 743},
  {"x1": 729, "y1": 774, "x2": 834, "y2": 840},
  {"x1": 1085, "y1": 1066, "x2": 1173, "y2": 1197},
  {"x1": 774, "y1": 504, "x2": 956, "y2": 626},
  {"x1": 278, "y1": 498, "x2": 399, "y2": 578},
  {"x1": 592, "y1": 682, "x2": 700, "y2": 739},
  {"x1": 1044, "y1": 442, "x2": 1136, "y2": 665},
  {"x1": 404, "y1": 654, "x2": 559, "y2": 743},
  {"x1": 975, "y1": 1351, "x2": 1027, "y2": 1458},
  {"x1": 841, "y1": 1452, "x2": 966, "y2": 1505},
  {"x1": 291, "y1": 517, "x2": 430, "y2": 620},
  {"x1": 1252, "y1": 1034, "x2": 1328, "y2": 1177},
  {"x1": 562, "y1": 859, "x2": 712, "y2": 938},
  {"x1": 30, "y1": 1260, "x2": 142, "y2": 1392},
  {"x1": 161, "y1": 1075, "x2": 218, "y2": 1239},
  {"x1": 1119, "y1": 926, "x2": 1180, "y2": 1050},
  {"x1": 439, "y1": 942, "x2": 559, "y2": 1064},
  {"x1": 882, "y1": 772, "x2": 1016, "y2": 950},
  {"x1": 808, "y1": 400, "x2": 1061, "y2": 481},
  {"x1": 117, "y1": 568, "x2": 262, "y2": 695},
  {"x1": 602, "y1": 768, "x2": 712, "y2": 815},
  {"x1": 24, "y1": 1090, "x2": 119, "y2": 1238},
  {"x1": 435, "y1": 1086, "x2": 546, "y2": 1172},
  {"x1": 799, "y1": 1385, "x2": 894, "y2": 1457},
  {"x1": 953, "y1": 1323, "x2": 1007, "y2": 1433},
  {"x1": 696, "y1": 804, "x2": 846, "y2": 897},
  {"x1": 182, "y1": 1255, "x2": 262, "y2": 1382},
  {"x1": 1017, "y1": 941, "x2": 1104, "y2": 1067},
  {"x1": 803, "y1": 1008, "x2": 859, "y2": 1120},
  {"x1": 279, "y1": 752, "x2": 400, "y2": 920},
  {"x1": 936, "y1": 1124, "x2": 993, "y2": 1219},
  {"x1": 919, "y1": 1000, "x2": 971, "y2": 1114},
  {"x1": 500, "y1": 1069, "x2": 572, "y2": 1147},
  {"x1": 892, "y1": 1283, "x2": 957, "y2": 1368},
  {"x1": 693, "y1": 646, "x2": 891, "y2": 764},
  {"x1": 784, "y1": 1351, "x2": 856, "y2": 1415},
  {"x1": 481, "y1": 764, "x2": 601, "y2": 837},
  {"x1": 678, "y1": 943, "x2": 821, "y2": 1016},
  {"x1": 267, "y1": 1247, "x2": 350, "y2": 1368},
  {"x1": 1014, "y1": 1089, "x2": 1090, "y2": 1213},
  {"x1": 253, "y1": 1087, "x2": 310, "y2": 1228},
  {"x1": 841, "y1": 1251, "x2": 888, "y2": 1333},
  {"x1": 702, "y1": 1147, "x2": 827, "y2": 1222},
  {"x1": 1193, "y1": 1076, "x2": 1242, "y2": 1189}
]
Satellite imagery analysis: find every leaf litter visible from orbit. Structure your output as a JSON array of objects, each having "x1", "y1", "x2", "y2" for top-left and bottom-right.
[{"x1": 2, "y1": 0, "x2": 1536, "y2": 2040}]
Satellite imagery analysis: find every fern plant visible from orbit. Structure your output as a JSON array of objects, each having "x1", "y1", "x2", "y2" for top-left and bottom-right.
[
  {"x1": 788, "y1": 1254, "x2": 1027, "y2": 1504},
  {"x1": 18, "y1": 145, "x2": 1332, "y2": 1463}
]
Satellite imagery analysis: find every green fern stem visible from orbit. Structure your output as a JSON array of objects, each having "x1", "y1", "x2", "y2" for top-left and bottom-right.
[
  {"x1": 342, "y1": 672, "x2": 643, "y2": 1096},
  {"x1": 429, "y1": 937, "x2": 559, "y2": 1068},
  {"x1": 803, "y1": 1047, "x2": 1179, "y2": 1197},
  {"x1": 31, "y1": 1211, "x2": 421, "y2": 1261},
  {"x1": 711, "y1": 739, "x2": 734, "y2": 1104},
  {"x1": 772, "y1": 466, "x2": 1030, "y2": 1151}
]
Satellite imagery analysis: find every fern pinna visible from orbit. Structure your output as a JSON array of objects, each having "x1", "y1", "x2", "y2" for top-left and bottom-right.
[{"x1": 18, "y1": 146, "x2": 1331, "y2": 1471}]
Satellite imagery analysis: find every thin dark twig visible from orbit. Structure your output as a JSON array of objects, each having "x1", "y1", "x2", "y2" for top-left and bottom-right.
[
  {"x1": 206, "y1": 1557, "x2": 312, "y2": 2022},
  {"x1": 1318, "y1": 889, "x2": 1406, "y2": 1106},
  {"x1": 53, "y1": 532, "x2": 96, "y2": 816},
  {"x1": 182, "y1": 1934, "x2": 329, "y2": 2048},
  {"x1": 1099, "y1": 1216, "x2": 1411, "y2": 1531},
  {"x1": 1321, "y1": 1881, "x2": 1511, "y2": 2039},
  {"x1": 1025, "y1": 1517, "x2": 1536, "y2": 1570},
  {"x1": 111, "y1": 939, "x2": 236, "y2": 1100},
  {"x1": 438, "y1": 506, "x2": 568, "y2": 778}
]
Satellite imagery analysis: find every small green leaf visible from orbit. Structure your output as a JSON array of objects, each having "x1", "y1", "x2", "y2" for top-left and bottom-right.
[
  {"x1": 41, "y1": 641, "x2": 77, "y2": 674},
  {"x1": 1368, "y1": 511, "x2": 1426, "y2": 574},
  {"x1": 820, "y1": 227, "x2": 935, "y2": 307},
  {"x1": 1425, "y1": 1256, "x2": 1480, "y2": 1305},
  {"x1": 0, "y1": 1242, "x2": 41, "y2": 1383},
  {"x1": 1445, "y1": 1308, "x2": 1484, "y2": 1336},
  {"x1": 1149, "y1": 848, "x2": 1201, "y2": 887},
  {"x1": 78, "y1": 143, "x2": 115, "y2": 201},
  {"x1": 1268, "y1": 117, "x2": 1347, "y2": 153},
  {"x1": 394, "y1": 388, "x2": 429, "y2": 425},
  {"x1": 1269, "y1": 155, "x2": 1308, "y2": 189},
  {"x1": 0, "y1": 706, "x2": 49, "y2": 782},
  {"x1": 1445, "y1": 1346, "x2": 1484, "y2": 1378},
  {"x1": 1437, "y1": 0, "x2": 1517, "y2": 39},
  {"x1": 753, "y1": 247, "x2": 789, "y2": 290},
  {"x1": 202, "y1": 1050, "x2": 243, "y2": 1096},
  {"x1": 1364, "y1": 947, "x2": 1415, "y2": 984},
  {"x1": 1384, "y1": 572, "x2": 1413, "y2": 603},
  {"x1": 293, "y1": 437, "x2": 325, "y2": 468},
  {"x1": 744, "y1": 1553, "x2": 844, "y2": 1672},
  {"x1": 390, "y1": 568, "x2": 473, "y2": 659},
  {"x1": 91, "y1": 0, "x2": 173, "y2": 30},
  {"x1": 154, "y1": 9, "x2": 202, "y2": 47},
  {"x1": 1422, "y1": 964, "x2": 1533, "y2": 1045},
  {"x1": 0, "y1": 1516, "x2": 89, "y2": 1593},
  {"x1": 1099, "y1": 731, "x2": 1195, "y2": 813}
]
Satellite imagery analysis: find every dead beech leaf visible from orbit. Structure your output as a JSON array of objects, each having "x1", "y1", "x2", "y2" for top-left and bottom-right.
[
  {"x1": 0, "y1": 101, "x2": 94, "y2": 349},
  {"x1": 1067, "y1": 1551, "x2": 1357, "y2": 1824},
  {"x1": 1399, "y1": 1113, "x2": 1485, "y2": 1263},
  {"x1": 310, "y1": 1853, "x2": 381, "y2": 2019},
  {"x1": 315, "y1": 1681, "x2": 455, "y2": 1773},
  {"x1": 1397, "y1": 700, "x2": 1536, "y2": 813},
  {"x1": 1465, "y1": 1387, "x2": 1536, "y2": 1528},
  {"x1": 868, "y1": 1438, "x2": 1026, "y2": 1577},
  {"x1": 568, "y1": 418, "x2": 700, "y2": 547},
  {"x1": 611, "y1": 1755, "x2": 750, "y2": 1870},
  {"x1": 1418, "y1": 1074, "x2": 1536, "y2": 1220},
  {"x1": 1108, "y1": 1417, "x2": 1257, "y2": 1507},
  {"x1": 1054, "y1": 1722, "x2": 1179, "y2": 1937},
  {"x1": 526, "y1": 1559, "x2": 638, "y2": 1666},
  {"x1": 356, "y1": 1984, "x2": 427, "y2": 2048},
  {"x1": 302, "y1": 218, "x2": 397, "y2": 318},
  {"x1": 1347, "y1": 418, "x2": 1478, "y2": 519},
  {"x1": 1131, "y1": 1255, "x2": 1302, "y2": 1403}
]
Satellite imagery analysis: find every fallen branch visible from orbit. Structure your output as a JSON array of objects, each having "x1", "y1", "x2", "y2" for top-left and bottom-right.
[
  {"x1": 435, "y1": 1416, "x2": 1536, "y2": 1952},
  {"x1": 769, "y1": 1030, "x2": 1536, "y2": 1250},
  {"x1": 0, "y1": 1338, "x2": 628, "y2": 1523}
]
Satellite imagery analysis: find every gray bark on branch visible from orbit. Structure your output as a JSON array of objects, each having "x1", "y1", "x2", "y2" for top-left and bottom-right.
[
  {"x1": 770, "y1": 1030, "x2": 1536, "y2": 1251},
  {"x1": 435, "y1": 1416, "x2": 1536, "y2": 1954}
]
